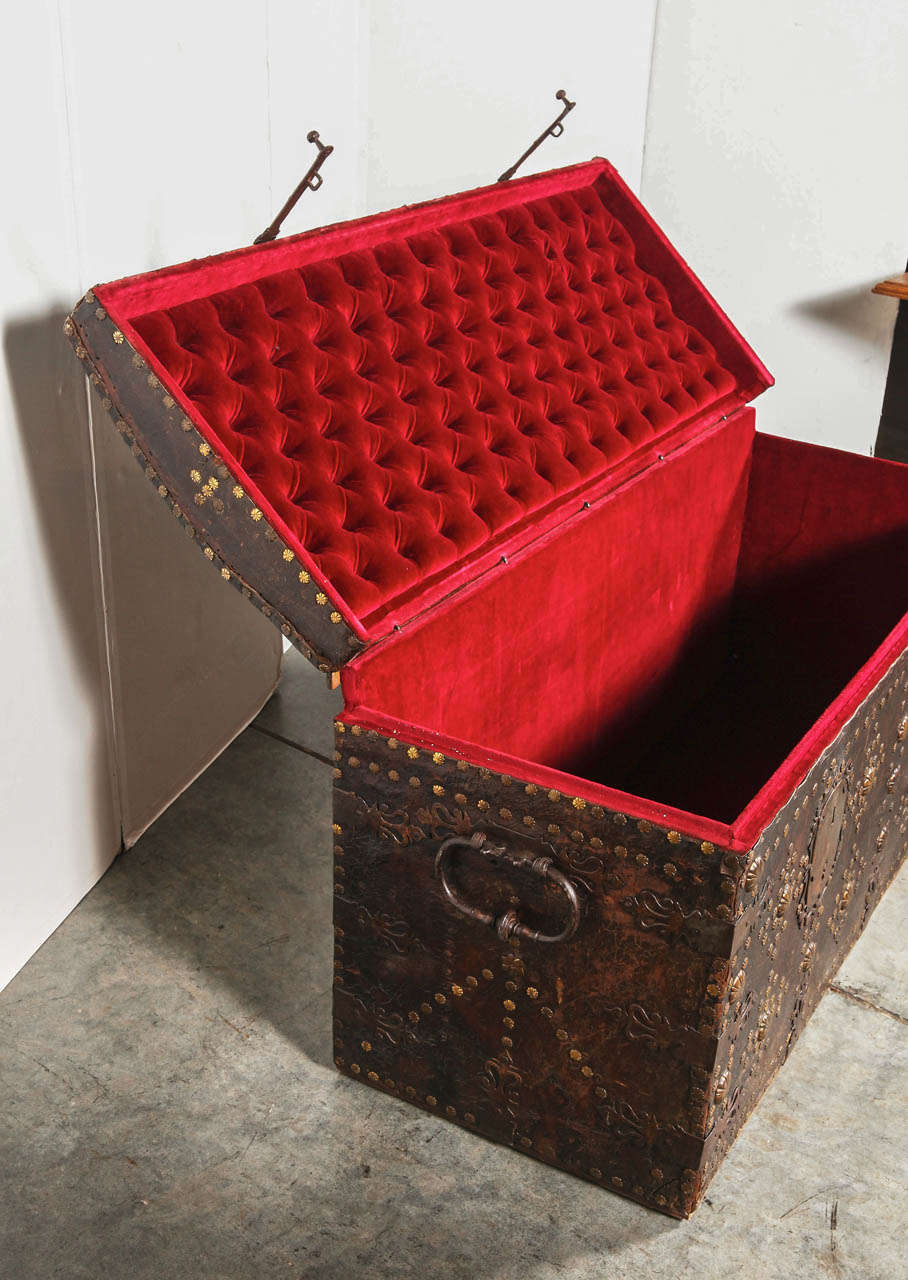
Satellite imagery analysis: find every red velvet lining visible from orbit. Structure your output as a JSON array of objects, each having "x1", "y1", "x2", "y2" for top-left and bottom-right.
[
  {"x1": 343, "y1": 417, "x2": 908, "y2": 848},
  {"x1": 96, "y1": 159, "x2": 770, "y2": 638}
]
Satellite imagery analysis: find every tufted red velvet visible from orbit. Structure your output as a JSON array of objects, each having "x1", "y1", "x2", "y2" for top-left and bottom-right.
[{"x1": 102, "y1": 160, "x2": 769, "y2": 636}]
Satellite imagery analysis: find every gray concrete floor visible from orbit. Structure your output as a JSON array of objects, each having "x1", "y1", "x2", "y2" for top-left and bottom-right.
[{"x1": 1, "y1": 650, "x2": 906, "y2": 1280}]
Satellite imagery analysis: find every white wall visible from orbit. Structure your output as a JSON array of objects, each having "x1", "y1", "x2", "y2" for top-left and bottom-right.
[
  {"x1": 363, "y1": 0, "x2": 657, "y2": 208},
  {"x1": 642, "y1": 0, "x2": 908, "y2": 452},
  {"x1": 1, "y1": 0, "x2": 657, "y2": 990}
]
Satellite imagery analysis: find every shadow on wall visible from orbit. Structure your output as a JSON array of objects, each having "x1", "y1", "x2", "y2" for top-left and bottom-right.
[
  {"x1": 3, "y1": 308, "x2": 121, "y2": 859},
  {"x1": 790, "y1": 279, "x2": 897, "y2": 347}
]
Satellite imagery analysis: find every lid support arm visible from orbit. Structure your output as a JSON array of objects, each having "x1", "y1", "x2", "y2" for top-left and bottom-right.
[
  {"x1": 497, "y1": 90, "x2": 575, "y2": 183},
  {"x1": 254, "y1": 130, "x2": 334, "y2": 245}
]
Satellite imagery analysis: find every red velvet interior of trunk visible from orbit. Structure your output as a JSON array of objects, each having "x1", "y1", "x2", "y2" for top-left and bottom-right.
[
  {"x1": 97, "y1": 159, "x2": 769, "y2": 639},
  {"x1": 345, "y1": 419, "x2": 908, "y2": 838}
]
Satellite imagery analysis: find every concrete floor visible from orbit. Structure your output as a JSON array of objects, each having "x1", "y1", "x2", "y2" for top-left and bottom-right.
[{"x1": 1, "y1": 651, "x2": 906, "y2": 1280}]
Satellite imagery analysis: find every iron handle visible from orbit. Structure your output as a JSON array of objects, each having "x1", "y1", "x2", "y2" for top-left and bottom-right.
[{"x1": 434, "y1": 832, "x2": 580, "y2": 944}]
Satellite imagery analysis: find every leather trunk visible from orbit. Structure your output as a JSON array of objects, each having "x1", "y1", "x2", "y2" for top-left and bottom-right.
[{"x1": 66, "y1": 158, "x2": 908, "y2": 1217}]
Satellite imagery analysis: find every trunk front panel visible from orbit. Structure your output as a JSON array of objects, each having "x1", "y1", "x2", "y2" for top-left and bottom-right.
[{"x1": 332, "y1": 729, "x2": 739, "y2": 1217}]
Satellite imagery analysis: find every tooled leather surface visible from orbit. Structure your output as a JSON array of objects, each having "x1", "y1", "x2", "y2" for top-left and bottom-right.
[
  {"x1": 132, "y1": 185, "x2": 737, "y2": 623},
  {"x1": 330, "y1": 725, "x2": 740, "y2": 1217},
  {"x1": 330, "y1": 657, "x2": 908, "y2": 1217}
]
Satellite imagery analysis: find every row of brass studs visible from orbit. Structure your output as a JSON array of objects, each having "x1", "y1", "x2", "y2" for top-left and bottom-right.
[
  {"x1": 334, "y1": 1056, "x2": 481, "y2": 1127},
  {"x1": 335, "y1": 723, "x2": 720, "y2": 861}
]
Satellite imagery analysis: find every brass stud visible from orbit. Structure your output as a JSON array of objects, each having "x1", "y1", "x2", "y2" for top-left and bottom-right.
[
  {"x1": 203, "y1": 547, "x2": 214, "y2": 560},
  {"x1": 298, "y1": 569, "x2": 310, "y2": 583},
  {"x1": 350, "y1": 1063, "x2": 361, "y2": 1074},
  {"x1": 409, "y1": 777, "x2": 420, "y2": 788},
  {"x1": 420, "y1": 1002, "x2": 432, "y2": 1014},
  {"x1": 282, "y1": 548, "x2": 294, "y2": 562},
  {"x1": 569, "y1": 1049, "x2": 582, "y2": 1061},
  {"x1": 503, "y1": 999, "x2": 516, "y2": 1011},
  {"x1": 522, "y1": 815, "x2": 535, "y2": 827},
  {"x1": 198, "y1": 442, "x2": 211, "y2": 456},
  {"x1": 526, "y1": 987, "x2": 538, "y2": 999},
  {"x1": 330, "y1": 611, "x2": 343, "y2": 624},
  {"x1": 432, "y1": 751, "x2": 444, "y2": 764},
  {"x1": 466, "y1": 976, "x2": 478, "y2": 988},
  {"x1": 701, "y1": 841, "x2": 715, "y2": 855},
  {"x1": 348, "y1": 757, "x2": 360, "y2": 769},
  {"x1": 667, "y1": 830, "x2": 681, "y2": 844},
  {"x1": 368, "y1": 762, "x2": 379, "y2": 774},
  {"x1": 572, "y1": 797, "x2": 586, "y2": 810},
  {"x1": 315, "y1": 592, "x2": 328, "y2": 605},
  {"x1": 451, "y1": 984, "x2": 463, "y2": 997},
  {"x1": 388, "y1": 769, "x2": 399, "y2": 781},
  {"x1": 426, "y1": 1095, "x2": 437, "y2": 1107},
  {"x1": 581, "y1": 1065, "x2": 593, "y2": 1078},
  {"x1": 220, "y1": 568, "x2": 230, "y2": 581},
  {"x1": 232, "y1": 484, "x2": 243, "y2": 498},
  {"x1": 434, "y1": 992, "x2": 446, "y2": 1005},
  {"x1": 465, "y1": 1112, "x2": 476, "y2": 1124},
  {"x1": 408, "y1": 1011, "x2": 419, "y2": 1023},
  {"x1": 501, "y1": 1036, "x2": 513, "y2": 1048},
  {"x1": 502, "y1": 1016, "x2": 514, "y2": 1029},
  {"x1": 190, "y1": 469, "x2": 201, "y2": 483},
  {"x1": 547, "y1": 789, "x2": 560, "y2": 801},
  {"x1": 525, "y1": 783, "x2": 537, "y2": 795},
  {"x1": 250, "y1": 508, "x2": 263, "y2": 521},
  {"x1": 547, "y1": 823, "x2": 560, "y2": 835},
  {"x1": 367, "y1": 1071, "x2": 379, "y2": 1082},
  {"x1": 589, "y1": 1166, "x2": 602, "y2": 1179},
  {"x1": 481, "y1": 969, "x2": 493, "y2": 980},
  {"x1": 556, "y1": 1029, "x2": 569, "y2": 1042},
  {"x1": 407, "y1": 746, "x2": 419, "y2": 759},
  {"x1": 499, "y1": 807, "x2": 512, "y2": 820},
  {"x1": 637, "y1": 819, "x2": 652, "y2": 834},
  {"x1": 361, "y1": 1040, "x2": 372, "y2": 1052},
  {"x1": 454, "y1": 793, "x2": 467, "y2": 805},
  {"x1": 387, "y1": 738, "x2": 398, "y2": 749},
  {"x1": 477, "y1": 800, "x2": 490, "y2": 811}
]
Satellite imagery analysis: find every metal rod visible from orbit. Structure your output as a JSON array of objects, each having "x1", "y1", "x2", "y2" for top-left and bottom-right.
[
  {"x1": 254, "y1": 130, "x2": 334, "y2": 245},
  {"x1": 498, "y1": 89, "x2": 576, "y2": 183}
]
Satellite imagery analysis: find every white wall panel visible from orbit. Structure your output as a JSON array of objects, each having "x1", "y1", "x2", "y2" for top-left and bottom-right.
[
  {"x1": 364, "y1": 0, "x2": 658, "y2": 210},
  {"x1": 0, "y1": 0, "x2": 119, "y2": 989},
  {"x1": 642, "y1": 1, "x2": 908, "y2": 451}
]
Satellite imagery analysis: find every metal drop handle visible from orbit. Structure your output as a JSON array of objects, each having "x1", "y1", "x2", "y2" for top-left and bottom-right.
[{"x1": 435, "y1": 832, "x2": 581, "y2": 944}]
